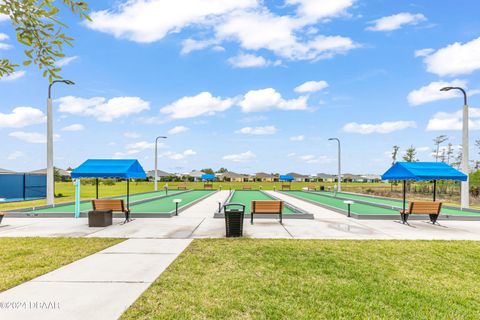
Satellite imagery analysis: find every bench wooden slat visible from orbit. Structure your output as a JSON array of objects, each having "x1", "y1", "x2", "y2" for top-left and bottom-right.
[
  {"x1": 251, "y1": 200, "x2": 283, "y2": 214},
  {"x1": 243, "y1": 185, "x2": 252, "y2": 190},
  {"x1": 92, "y1": 199, "x2": 128, "y2": 213},
  {"x1": 403, "y1": 201, "x2": 442, "y2": 215}
]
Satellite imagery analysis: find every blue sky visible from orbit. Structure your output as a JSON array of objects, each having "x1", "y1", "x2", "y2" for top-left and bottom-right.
[{"x1": 1, "y1": 0, "x2": 480, "y2": 175}]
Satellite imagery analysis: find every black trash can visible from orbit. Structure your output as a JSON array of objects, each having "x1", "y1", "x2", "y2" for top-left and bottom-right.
[
  {"x1": 320, "y1": 186, "x2": 325, "y2": 191},
  {"x1": 223, "y1": 203, "x2": 245, "y2": 237}
]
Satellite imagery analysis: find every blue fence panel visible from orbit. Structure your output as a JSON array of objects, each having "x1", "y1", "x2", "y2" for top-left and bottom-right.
[{"x1": 0, "y1": 174, "x2": 46, "y2": 200}]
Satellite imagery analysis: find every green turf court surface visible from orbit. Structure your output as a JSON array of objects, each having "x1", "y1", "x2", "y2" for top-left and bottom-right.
[
  {"x1": 121, "y1": 239, "x2": 480, "y2": 319},
  {"x1": 16, "y1": 190, "x2": 192, "y2": 214},
  {"x1": 130, "y1": 190, "x2": 215, "y2": 213},
  {"x1": 228, "y1": 190, "x2": 296, "y2": 214},
  {"x1": 286, "y1": 191, "x2": 480, "y2": 218},
  {"x1": 320, "y1": 191, "x2": 480, "y2": 217}
]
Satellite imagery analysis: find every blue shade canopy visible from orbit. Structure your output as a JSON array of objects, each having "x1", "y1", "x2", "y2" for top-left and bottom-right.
[
  {"x1": 202, "y1": 174, "x2": 215, "y2": 181},
  {"x1": 381, "y1": 162, "x2": 467, "y2": 181},
  {"x1": 280, "y1": 175, "x2": 294, "y2": 182},
  {"x1": 71, "y1": 159, "x2": 147, "y2": 179}
]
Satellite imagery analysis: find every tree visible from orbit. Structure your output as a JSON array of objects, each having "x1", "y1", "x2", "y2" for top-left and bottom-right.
[
  {"x1": 446, "y1": 143, "x2": 454, "y2": 164},
  {"x1": 452, "y1": 147, "x2": 462, "y2": 169},
  {"x1": 216, "y1": 168, "x2": 228, "y2": 173},
  {"x1": 433, "y1": 135, "x2": 448, "y2": 162},
  {"x1": 403, "y1": 146, "x2": 418, "y2": 162},
  {"x1": 201, "y1": 168, "x2": 214, "y2": 174},
  {"x1": 391, "y1": 145, "x2": 400, "y2": 165},
  {"x1": 0, "y1": 1, "x2": 90, "y2": 82}
]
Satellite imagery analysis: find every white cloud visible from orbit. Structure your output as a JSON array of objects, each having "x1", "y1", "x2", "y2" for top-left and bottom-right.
[
  {"x1": 286, "y1": 0, "x2": 355, "y2": 22},
  {"x1": 168, "y1": 126, "x2": 189, "y2": 135},
  {"x1": 300, "y1": 154, "x2": 332, "y2": 164},
  {"x1": 87, "y1": 0, "x2": 257, "y2": 43},
  {"x1": 54, "y1": 56, "x2": 78, "y2": 67},
  {"x1": 124, "y1": 132, "x2": 141, "y2": 138},
  {"x1": 417, "y1": 146, "x2": 431, "y2": 152},
  {"x1": 239, "y1": 88, "x2": 308, "y2": 112},
  {"x1": 366, "y1": 12, "x2": 426, "y2": 32},
  {"x1": 0, "y1": 32, "x2": 11, "y2": 50},
  {"x1": 343, "y1": 121, "x2": 417, "y2": 134},
  {"x1": 216, "y1": 10, "x2": 358, "y2": 61},
  {"x1": 160, "y1": 149, "x2": 197, "y2": 160},
  {"x1": 126, "y1": 141, "x2": 156, "y2": 150},
  {"x1": 57, "y1": 96, "x2": 150, "y2": 122},
  {"x1": 235, "y1": 126, "x2": 277, "y2": 135},
  {"x1": 0, "y1": 33, "x2": 8, "y2": 41},
  {"x1": 160, "y1": 92, "x2": 233, "y2": 119},
  {"x1": 290, "y1": 135, "x2": 305, "y2": 141},
  {"x1": 61, "y1": 124, "x2": 85, "y2": 131},
  {"x1": 407, "y1": 79, "x2": 467, "y2": 106},
  {"x1": 0, "y1": 71, "x2": 26, "y2": 81},
  {"x1": 7, "y1": 150, "x2": 24, "y2": 160},
  {"x1": 0, "y1": 107, "x2": 46, "y2": 128},
  {"x1": 181, "y1": 39, "x2": 219, "y2": 55},
  {"x1": 421, "y1": 37, "x2": 480, "y2": 76},
  {"x1": 9, "y1": 131, "x2": 60, "y2": 144},
  {"x1": 227, "y1": 53, "x2": 280, "y2": 68},
  {"x1": 414, "y1": 48, "x2": 434, "y2": 58},
  {"x1": 87, "y1": 0, "x2": 358, "y2": 62},
  {"x1": 294, "y1": 80, "x2": 329, "y2": 93},
  {"x1": 427, "y1": 108, "x2": 480, "y2": 131},
  {"x1": 223, "y1": 150, "x2": 256, "y2": 162}
]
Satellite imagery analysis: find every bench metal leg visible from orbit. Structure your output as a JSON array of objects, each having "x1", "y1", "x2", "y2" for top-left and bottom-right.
[
  {"x1": 251, "y1": 213, "x2": 253, "y2": 225},
  {"x1": 429, "y1": 214, "x2": 439, "y2": 224},
  {"x1": 279, "y1": 213, "x2": 282, "y2": 224},
  {"x1": 400, "y1": 213, "x2": 409, "y2": 224}
]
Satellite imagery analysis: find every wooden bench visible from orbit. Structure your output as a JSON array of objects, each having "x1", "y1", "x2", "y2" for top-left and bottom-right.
[
  {"x1": 251, "y1": 200, "x2": 283, "y2": 224},
  {"x1": 400, "y1": 201, "x2": 442, "y2": 224},
  {"x1": 307, "y1": 185, "x2": 317, "y2": 191},
  {"x1": 177, "y1": 183, "x2": 187, "y2": 190},
  {"x1": 92, "y1": 199, "x2": 131, "y2": 223},
  {"x1": 204, "y1": 183, "x2": 213, "y2": 189},
  {"x1": 281, "y1": 184, "x2": 291, "y2": 190},
  {"x1": 242, "y1": 184, "x2": 252, "y2": 190}
]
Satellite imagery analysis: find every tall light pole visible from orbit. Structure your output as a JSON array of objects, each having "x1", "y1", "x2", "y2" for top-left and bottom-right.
[
  {"x1": 440, "y1": 86, "x2": 469, "y2": 209},
  {"x1": 154, "y1": 136, "x2": 167, "y2": 191},
  {"x1": 329, "y1": 138, "x2": 341, "y2": 192},
  {"x1": 47, "y1": 80, "x2": 74, "y2": 205}
]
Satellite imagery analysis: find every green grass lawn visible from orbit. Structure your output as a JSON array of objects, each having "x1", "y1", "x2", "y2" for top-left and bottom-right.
[
  {"x1": 122, "y1": 239, "x2": 480, "y2": 319},
  {"x1": 0, "y1": 237, "x2": 123, "y2": 292}
]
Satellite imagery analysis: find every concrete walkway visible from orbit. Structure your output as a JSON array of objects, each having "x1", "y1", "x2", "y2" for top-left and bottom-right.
[{"x1": 0, "y1": 238, "x2": 192, "y2": 320}]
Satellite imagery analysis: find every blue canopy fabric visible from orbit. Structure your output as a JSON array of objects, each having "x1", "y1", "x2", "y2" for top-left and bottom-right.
[
  {"x1": 381, "y1": 162, "x2": 467, "y2": 181},
  {"x1": 279, "y1": 175, "x2": 294, "y2": 182},
  {"x1": 71, "y1": 159, "x2": 146, "y2": 179},
  {"x1": 201, "y1": 174, "x2": 215, "y2": 181}
]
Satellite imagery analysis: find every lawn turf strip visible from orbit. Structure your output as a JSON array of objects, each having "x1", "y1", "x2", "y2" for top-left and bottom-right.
[
  {"x1": 0, "y1": 237, "x2": 123, "y2": 292},
  {"x1": 122, "y1": 239, "x2": 480, "y2": 319}
]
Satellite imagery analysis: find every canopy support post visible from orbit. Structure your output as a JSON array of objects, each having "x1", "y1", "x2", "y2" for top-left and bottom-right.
[
  {"x1": 402, "y1": 180, "x2": 406, "y2": 213},
  {"x1": 127, "y1": 179, "x2": 130, "y2": 210},
  {"x1": 95, "y1": 178, "x2": 99, "y2": 199},
  {"x1": 433, "y1": 180, "x2": 437, "y2": 202}
]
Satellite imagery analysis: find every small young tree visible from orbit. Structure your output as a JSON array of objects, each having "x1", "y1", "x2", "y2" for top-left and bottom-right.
[
  {"x1": 391, "y1": 145, "x2": 400, "y2": 165},
  {"x1": 433, "y1": 135, "x2": 448, "y2": 162},
  {"x1": 446, "y1": 143, "x2": 454, "y2": 164},
  {"x1": 403, "y1": 146, "x2": 418, "y2": 162}
]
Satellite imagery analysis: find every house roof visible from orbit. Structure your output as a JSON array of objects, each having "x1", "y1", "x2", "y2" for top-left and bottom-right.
[
  {"x1": 255, "y1": 172, "x2": 275, "y2": 178},
  {"x1": 381, "y1": 162, "x2": 467, "y2": 181},
  {"x1": 29, "y1": 168, "x2": 70, "y2": 176},
  {"x1": 147, "y1": 170, "x2": 171, "y2": 177},
  {"x1": 219, "y1": 171, "x2": 245, "y2": 178},
  {"x1": 71, "y1": 159, "x2": 146, "y2": 179},
  {"x1": 0, "y1": 168, "x2": 15, "y2": 174},
  {"x1": 287, "y1": 172, "x2": 309, "y2": 178},
  {"x1": 316, "y1": 173, "x2": 336, "y2": 179}
]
